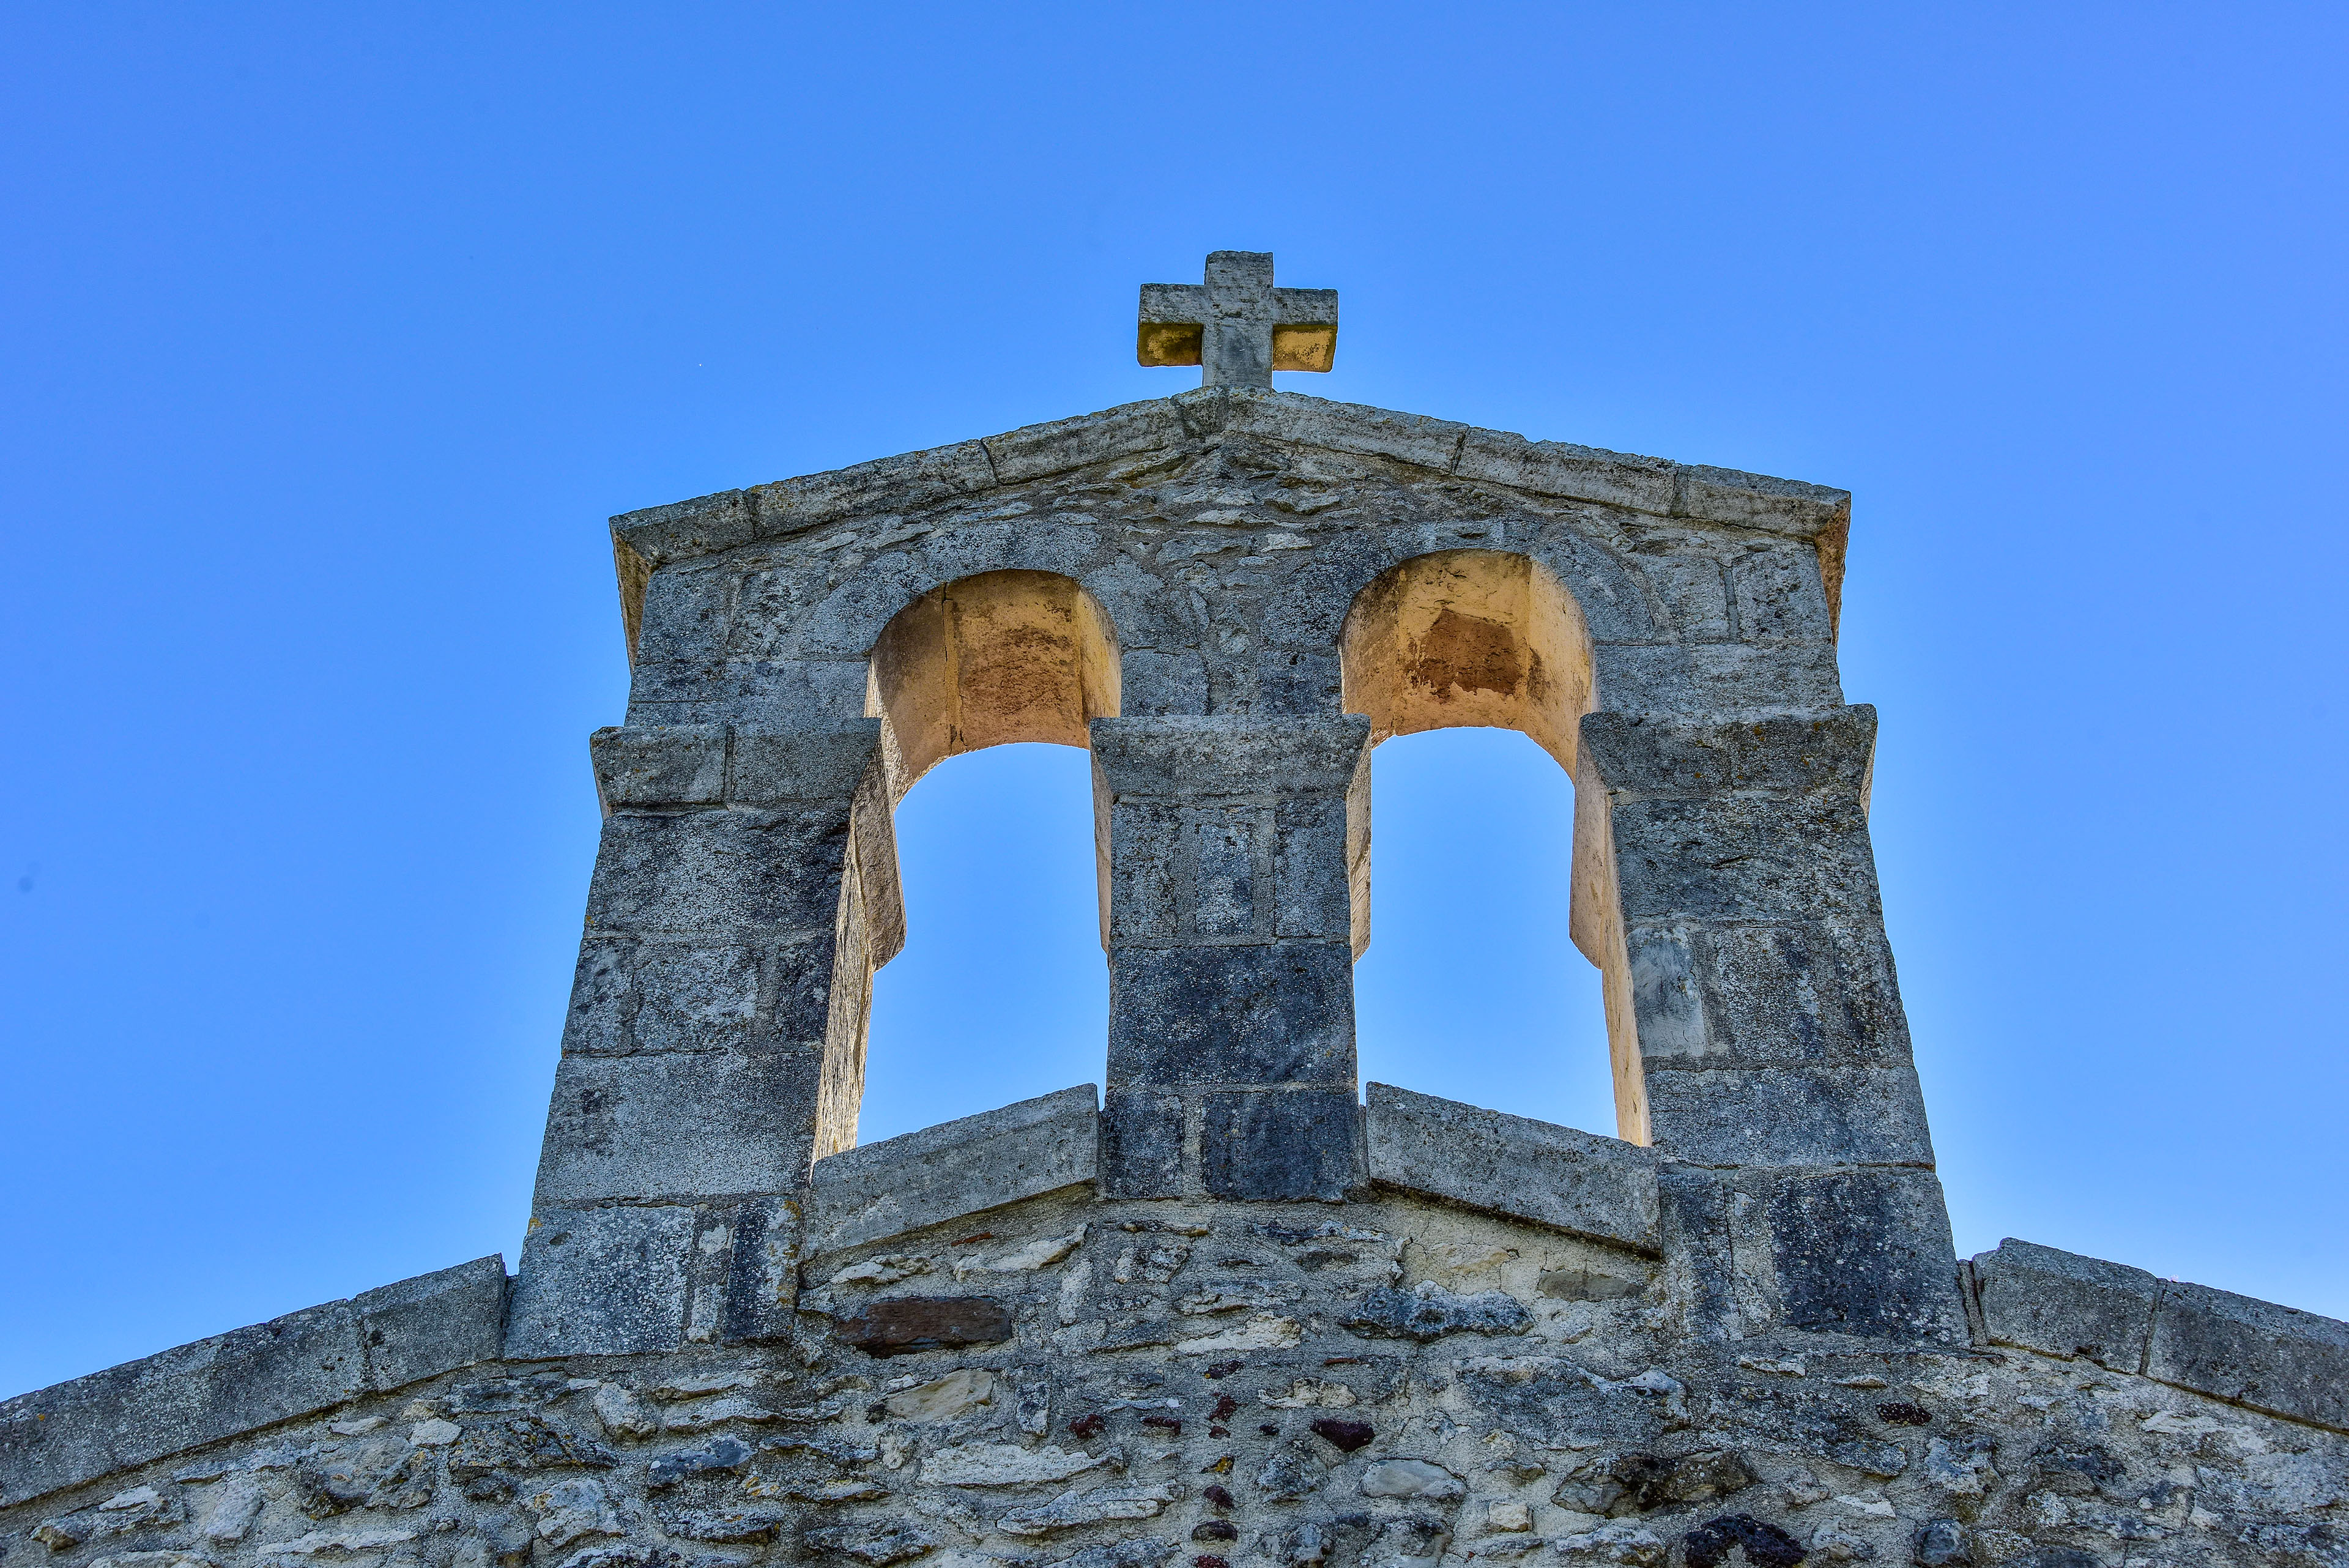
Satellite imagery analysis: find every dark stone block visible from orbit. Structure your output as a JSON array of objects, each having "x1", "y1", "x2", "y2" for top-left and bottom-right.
[
  {"x1": 1099, "y1": 1089, "x2": 1184, "y2": 1198},
  {"x1": 1200, "y1": 1089, "x2": 1357, "y2": 1201},
  {"x1": 719, "y1": 1194, "x2": 801, "y2": 1344},
  {"x1": 833, "y1": 1296, "x2": 1014, "y2": 1358},
  {"x1": 585, "y1": 808, "x2": 852, "y2": 938},
  {"x1": 1768, "y1": 1169, "x2": 1967, "y2": 1343},
  {"x1": 1108, "y1": 942, "x2": 1356, "y2": 1087},
  {"x1": 1682, "y1": 1515, "x2": 1805, "y2": 1568},
  {"x1": 1913, "y1": 1519, "x2": 1969, "y2": 1566}
]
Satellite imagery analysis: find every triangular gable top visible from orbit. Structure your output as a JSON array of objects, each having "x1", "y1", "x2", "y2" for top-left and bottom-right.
[{"x1": 610, "y1": 387, "x2": 1852, "y2": 636}]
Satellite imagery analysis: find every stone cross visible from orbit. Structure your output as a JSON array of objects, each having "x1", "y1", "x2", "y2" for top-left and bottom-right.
[{"x1": 1138, "y1": 250, "x2": 1338, "y2": 389}]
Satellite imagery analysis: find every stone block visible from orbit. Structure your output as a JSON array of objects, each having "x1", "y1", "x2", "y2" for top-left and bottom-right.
[
  {"x1": 1731, "y1": 546, "x2": 1836, "y2": 644},
  {"x1": 1453, "y1": 428, "x2": 1679, "y2": 515},
  {"x1": 1099, "y1": 1088, "x2": 1183, "y2": 1199},
  {"x1": 1689, "y1": 923, "x2": 1883, "y2": 1067},
  {"x1": 1092, "y1": 715, "x2": 1371, "y2": 801},
  {"x1": 1108, "y1": 942, "x2": 1356, "y2": 1087},
  {"x1": 532, "y1": 1049, "x2": 821, "y2": 1206},
  {"x1": 1642, "y1": 1064, "x2": 1935, "y2": 1167},
  {"x1": 1728, "y1": 708, "x2": 1875, "y2": 797},
  {"x1": 590, "y1": 725, "x2": 728, "y2": 811},
  {"x1": 1273, "y1": 798, "x2": 1353, "y2": 940},
  {"x1": 560, "y1": 938, "x2": 764, "y2": 1057},
  {"x1": 585, "y1": 809, "x2": 850, "y2": 937},
  {"x1": 610, "y1": 489, "x2": 756, "y2": 567},
  {"x1": 1685, "y1": 641, "x2": 1847, "y2": 713},
  {"x1": 718, "y1": 1194, "x2": 803, "y2": 1344},
  {"x1": 1672, "y1": 463, "x2": 1850, "y2": 540},
  {"x1": 832, "y1": 1297, "x2": 1014, "y2": 1358},
  {"x1": 1363, "y1": 1082, "x2": 1660, "y2": 1254},
  {"x1": 806, "y1": 1085, "x2": 1100, "y2": 1254},
  {"x1": 351, "y1": 1255, "x2": 508, "y2": 1392},
  {"x1": 1200, "y1": 1089, "x2": 1358, "y2": 1202},
  {"x1": 506, "y1": 1203, "x2": 696, "y2": 1358},
  {"x1": 750, "y1": 440, "x2": 996, "y2": 540},
  {"x1": 1606, "y1": 796, "x2": 1874, "y2": 924},
  {"x1": 0, "y1": 1257, "x2": 510, "y2": 1507},
  {"x1": 634, "y1": 565, "x2": 738, "y2": 666},
  {"x1": 981, "y1": 398, "x2": 1192, "y2": 485},
  {"x1": 1765, "y1": 1167, "x2": 1966, "y2": 1342},
  {"x1": 725, "y1": 722, "x2": 884, "y2": 805},
  {"x1": 1225, "y1": 390, "x2": 1469, "y2": 473},
  {"x1": 2148, "y1": 1277, "x2": 2349, "y2": 1431},
  {"x1": 1580, "y1": 708, "x2": 1873, "y2": 800},
  {"x1": 1104, "y1": 800, "x2": 1182, "y2": 942},
  {"x1": 1969, "y1": 1239, "x2": 2159, "y2": 1371}
]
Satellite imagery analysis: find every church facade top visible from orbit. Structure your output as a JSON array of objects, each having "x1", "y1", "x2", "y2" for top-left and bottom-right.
[{"x1": 9, "y1": 253, "x2": 2344, "y2": 1553}]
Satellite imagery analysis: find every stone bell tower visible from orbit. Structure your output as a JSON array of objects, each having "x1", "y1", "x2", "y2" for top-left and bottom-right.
[
  {"x1": 505, "y1": 248, "x2": 1962, "y2": 1356},
  {"x1": 12, "y1": 251, "x2": 2347, "y2": 1568}
]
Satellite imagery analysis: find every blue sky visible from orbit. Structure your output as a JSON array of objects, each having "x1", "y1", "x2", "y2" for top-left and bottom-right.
[{"x1": 4, "y1": 4, "x2": 2345, "y2": 1398}]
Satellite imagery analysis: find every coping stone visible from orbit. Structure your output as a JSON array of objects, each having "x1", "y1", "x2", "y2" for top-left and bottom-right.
[
  {"x1": 1364, "y1": 1082, "x2": 1661, "y2": 1255},
  {"x1": 0, "y1": 1255, "x2": 507, "y2": 1508},
  {"x1": 807, "y1": 1085, "x2": 1100, "y2": 1255},
  {"x1": 2148, "y1": 1276, "x2": 2349, "y2": 1433},
  {"x1": 1970, "y1": 1239, "x2": 2160, "y2": 1372},
  {"x1": 607, "y1": 396, "x2": 1850, "y2": 569}
]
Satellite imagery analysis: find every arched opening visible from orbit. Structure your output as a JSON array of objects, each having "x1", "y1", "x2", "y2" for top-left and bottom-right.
[
  {"x1": 1340, "y1": 550, "x2": 1645, "y2": 1142},
  {"x1": 854, "y1": 570, "x2": 1120, "y2": 1144}
]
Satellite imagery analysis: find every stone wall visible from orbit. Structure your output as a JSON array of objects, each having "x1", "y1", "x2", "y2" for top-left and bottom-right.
[{"x1": 7, "y1": 1092, "x2": 2346, "y2": 1568}]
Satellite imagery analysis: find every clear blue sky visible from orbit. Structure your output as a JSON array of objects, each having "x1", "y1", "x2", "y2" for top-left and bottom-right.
[{"x1": 5, "y1": 4, "x2": 2345, "y2": 1399}]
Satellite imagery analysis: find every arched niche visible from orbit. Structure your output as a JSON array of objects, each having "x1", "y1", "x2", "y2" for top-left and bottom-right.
[
  {"x1": 867, "y1": 569, "x2": 1122, "y2": 798},
  {"x1": 1339, "y1": 550, "x2": 1647, "y2": 1144}
]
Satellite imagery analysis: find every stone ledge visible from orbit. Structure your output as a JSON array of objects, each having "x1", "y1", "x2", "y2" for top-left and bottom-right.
[
  {"x1": 609, "y1": 393, "x2": 1849, "y2": 567},
  {"x1": 807, "y1": 1085, "x2": 1101, "y2": 1255},
  {"x1": 1970, "y1": 1239, "x2": 2349, "y2": 1433},
  {"x1": 0, "y1": 1255, "x2": 506, "y2": 1508},
  {"x1": 1363, "y1": 1082, "x2": 1661, "y2": 1255}
]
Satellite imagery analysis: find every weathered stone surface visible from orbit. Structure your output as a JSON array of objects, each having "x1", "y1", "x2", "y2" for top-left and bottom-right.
[
  {"x1": 1343, "y1": 1281, "x2": 1532, "y2": 1340},
  {"x1": 2147, "y1": 1273, "x2": 2349, "y2": 1430},
  {"x1": 508, "y1": 1206, "x2": 694, "y2": 1358},
  {"x1": 1364, "y1": 1083, "x2": 1658, "y2": 1253},
  {"x1": 0, "y1": 1256, "x2": 506, "y2": 1507},
  {"x1": 807, "y1": 1085, "x2": 1099, "y2": 1254},
  {"x1": 1970, "y1": 1239, "x2": 2161, "y2": 1370}
]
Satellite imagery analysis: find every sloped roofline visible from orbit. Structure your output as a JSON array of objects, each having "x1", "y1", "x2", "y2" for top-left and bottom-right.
[{"x1": 607, "y1": 386, "x2": 1854, "y2": 642}]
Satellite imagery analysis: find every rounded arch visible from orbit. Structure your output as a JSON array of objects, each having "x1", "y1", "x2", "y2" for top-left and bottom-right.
[
  {"x1": 867, "y1": 569, "x2": 1122, "y2": 796},
  {"x1": 1339, "y1": 549, "x2": 1595, "y2": 768},
  {"x1": 1338, "y1": 549, "x2": 1649, "y2": 1145}
]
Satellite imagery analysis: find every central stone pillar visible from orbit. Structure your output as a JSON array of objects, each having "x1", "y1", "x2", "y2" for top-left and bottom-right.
[
  {"x1": 1091, "y1": 716, "x2": 1371, "y2": 1202},
  {"x1": 1581, "y1": 705, "x2": 1967, "y2": 1343}
]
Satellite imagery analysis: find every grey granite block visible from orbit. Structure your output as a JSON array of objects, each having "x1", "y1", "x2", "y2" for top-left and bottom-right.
[
  {"x1": 1453, "y1": 428, "x2": 1679, "y2": 514},
  {"x1": 506, "y1": 1203, "x2": 696, "y2": 1358},
  {"x1": 1107, "y1": 942, "x2": 1357, "y2": 1088},
  {"x1": 532, "y1": 1049, "x2": 822, "y2": 1206},
  {"x1": 351, "y1": 1254, "x2": 507, "y2": 1392},
  {"x1": 1970, "y1": 1239, "x2": 2161, "y2": 1372},
  {"x1": 590, "y1": 724, "x2": 728, "y2": 810},
  {"x1": 2149, "y1": 1277, "x2": 2349, "y2": 1432},
  {"x1": 806, "y1": 1085, "x2": 1100, "y2": 1254},
  {"x1": 1364, "y1": 1082, "x2": 1660, "y2": 1254},
  {"x1": 1764, "y1": 1167, "x2": 1966, "y2": 1343},
  {"x1": 1642, "y1": 1064, "x2": 1935, "y2": 1167},
  {"x1": 0, "y1": 1256, "x2": 506, "y2": 1507},
  {"x1": 1099, "y1": 1088, "x2": 1184, "y2": 1200}
]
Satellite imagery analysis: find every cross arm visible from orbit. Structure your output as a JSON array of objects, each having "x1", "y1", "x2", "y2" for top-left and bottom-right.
[
  {"x1": 1137, "y1": 284, "x2": 1210, "y2": 366},
  {"x1": 1270, "y1": 287, "x2": 1338, "y2": 372}
]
